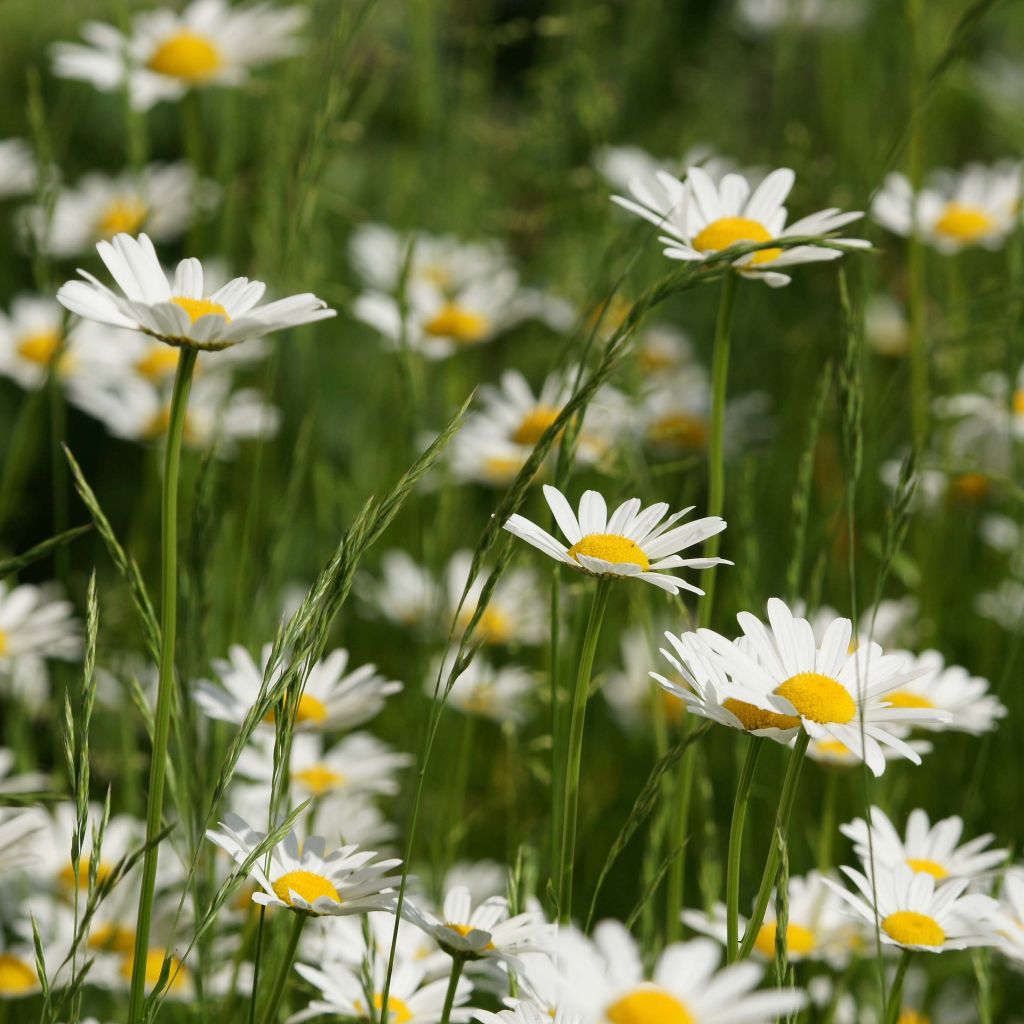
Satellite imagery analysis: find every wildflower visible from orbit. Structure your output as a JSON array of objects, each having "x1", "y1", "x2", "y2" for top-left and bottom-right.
[
  {"x1": 736, "y1": 0, "x2": 866, "y2": 34},
  {"x1": 0, "y1": 296, "x2": 71, "y2": 391},
  {"x1": 427, "y1": 654, "x2": 534, "y2": 724},
  {"x1": 865, "y1": 294, "x2": 910, "y2": 358},
  {"x1": 603, "y1": 622, "x2": 688, "y2": 730},
  {"x1": 595, "y1": 143, "x2": 741, "y2": 193},
  {"x1": 993, "y1": 866, "x2": 1024, "y2": 965},
  {"x1": 0, "y1": 138, "x2": 36, "y2": 198},
  {"x1": 361, "y1": 550, "x2": 440, "y2": 633},
  {"x1": 0, "y1": 807, "x2": 47, "y2": 875}
]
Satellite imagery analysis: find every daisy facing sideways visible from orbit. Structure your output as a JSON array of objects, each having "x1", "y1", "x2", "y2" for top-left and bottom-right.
[
  {"x1": 57, "y1": 232, "x2": 335, "y2": 351},
  {"x1": 504, "y1": 485, "x2": 728, "y2": 595},
  {"x1": 613, "y1": 165, "x2": 868, "y2": 287}
]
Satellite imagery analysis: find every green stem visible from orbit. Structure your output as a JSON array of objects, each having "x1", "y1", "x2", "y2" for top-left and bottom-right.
[
  {"x1": 886, "y1": 949, "x2": 913, "y2": 1024},
  {"x1": 127, "y1": 346, "x2": 198, "y2": 1022},
  {"x1": 557, "y1": 579, "x2": 611, "y2": 923},
  {"x1": 726, "y1": 738, "x2": 763, "y2": 962},
  {"x1": 258, "y1": 913, "x2": 306, "y2": 1024},
  {"x1": 738, "y1": 732, "x2": 809, "y2": 960},
  {"x1": 438, "y1": 956, "x2": 465, "y2": 1024},
  {"x1": 698, "y1": 271, "x2": 738, "y2": 627}
]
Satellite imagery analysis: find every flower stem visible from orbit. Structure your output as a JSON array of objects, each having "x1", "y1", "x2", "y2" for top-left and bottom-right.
[
  {"x1": 258, "y1": 913, "x2": 306, "y2": 1024},
  {"x1": 557, "y1": 578, "x2": 611, "y2": 923},
  {"x1": 127, "y1": 346, "x2": 198, "y2": 1022},
  {"x1": 738, "y1": 732, "x2": 809, "y2": 960},
  {"x1": 886, "y1": 949, "x2": 913, "y2": 1024},
  {"x1": 726, "y1": 737, "x2": 763, "y2": 962},
  {"x1": 439, "y1": 956, "x2": 465, "y2": 1024}
]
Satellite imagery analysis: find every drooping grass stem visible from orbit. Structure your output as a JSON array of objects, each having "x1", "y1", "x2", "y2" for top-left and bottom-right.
[
  {"x1": 127, "y1": 346, "x2": 198, "y2": 1021},
  {"x1": 726, "y1": 737, "x2": 763, "y2": 962}
]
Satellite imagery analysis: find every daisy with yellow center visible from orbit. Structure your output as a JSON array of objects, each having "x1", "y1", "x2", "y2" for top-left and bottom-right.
[
  {"x1": 504, "y1": 485, "x2": 728, "y2": 595},
  {"x1": 613, "y1": 165, "x2": 868, "y2": 287},
  {"x1": 206, "y1": 812, "x2": 402, "y2": 917},
  {"x1": 428, "y1": 651, "x2": 534, "y2": 725},
  {"x1": 0, "y1": 950, "x2": 38, "y2": 999},
  {"x1": 0, "y1": 296, "x2": 73, "y2": 392}
]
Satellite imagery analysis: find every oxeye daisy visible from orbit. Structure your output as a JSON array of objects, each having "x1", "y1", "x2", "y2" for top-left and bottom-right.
[
  {"x1": 56, "y1": 232, "x2": 335, "y2": 352},
  {"x1": 0, "y1": 748, "x2": 48, "y2": 795},
  {"x1": 993, "y1": 866, "x2": 1024, "y2": 965},
  {"x1": 206, "y1": 812, "x2": 401, "y2": 916},
  {"x1": 503, "y1": 484, "x2": 728, "y2": 595},
  {"x1": 194, "y1": 643, "x2": 402, "y2": 731},
  {"x1": 840, "y1": 807, "x2": 1007, "y2": 882},
  {"x1": 595, "y1": 143, "x2": 741, "y2": 194},
  {"x1": 0, "y1": 807, "x2": 47, "y2": 874},
  {"x1": 475, "y1": 1005, "x2": 584, "y2": 1024},
  {"x1": 825, "y1": 862, "x2": 1001, "y2": 952},
  {"x1": 0, "y1": 296, "x2": 71, "y2": 391},
  {"x1": 0, "y1": 138, "x2": 36, "y2": 198},
  {"x1": 805, "y1": 734, "x2": 932, "y2": 768},
  {"x1": 0, "y1": 579, "x2": 81, "y2": 670},
  {"x1": 361, "y1": 550, "x2": 440, "y2": 633},
  {"x1": 427, "y1": 654, "x2": 534, "y2": 724},
  {"x1": 51, "y1": 0, "x2": 308, "y2": 111},
  {"x1": 612, "y1": 165, "x2": 868, "y2": 287},
  {"x1": 635, "y1": 322, "x2": 696, "y2": 378}
]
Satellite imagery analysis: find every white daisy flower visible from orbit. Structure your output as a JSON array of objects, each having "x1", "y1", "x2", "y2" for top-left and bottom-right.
[
  {"x1": 449, "y1": 432, "x2": 533, "y2": 488},
  {"x1": 825, "y1": 861, "x2": 1001, "y2": 952},
  {"x1": 361, "y1": 550, "x2": 440, "y2": 633},
  {"x1": 504, "y1": 484, "x2": 728, "y2": 595},
  {"x1": 865, "y1": 294, "x2": 909, "y2": 358},
  {"x1": 194, "y1": 643, "x2": 402, "y2": 731},
  {"x1": 0, "y1": 295, "x2": 70, "y2": 391},
  {"x1": 475, "y1": 1004, "x2": 584, "y2": 1024},
  {"x1": 805, "y1": 734, "x2": 932, "y2": 768},
  {"x1": 602, "y1": 621, "x2": 688, "y2": 731},
  {"x1": 444, "y1": 860, "x2": 508, "y2": 905},
  {"x1": 595, "y1": 143, "x2": 742, "y2": 193},
  {"x1": 871, "y1": 163, "x2": 1022, "y2": 253},
  {"x1": 840, "y1": 807, "x2": 1007, "y2": 882},
  {"x1": 57, "y1": 232, "x2": 335, "y2": 351},
  {"x1": 428, "y1": 654, "x2": 534, "y2": 724},
  {"x1": 51, "y1": 0, "x2": 307, "y2": 111},
  {"x1": 0, "y1": 748, "x2": 49, "y2": 794},
  {"x1": 402, "y1": 886, "x2": 552, "y2": 966},
  {"x1": 658, "y1": 599, "x2": 951, "y2": 774},
  {"x1": 0, "y1": 579, "x2": 81, "y2": 669},
  {"x1": 736, "y1": 0, "x2": 866, "y2": 34},
  {"x1": 613, "y1": 165, "x2": 868, "y2": 287},
  {"x1": 993, "y1": 866, "x2": 1024, "y2": 966},
  {"x1": 0, "y1": 138, "x2": 36, "y2": 198},
  {"x1": 635, "y1": 322, "x2": 696, "y2": 377},
  {"x1": 206, "y1": 812, "x2": 401, "y2": 916},
  {"x1": 0, "y1": 807, "x2": 48, "y2": 875},
  {"x1": 0, "y1": 923, "x2": 73, "y2": 999},
  {"x1": 24, "y1": 163, "x2": 217, "y2": 257}
]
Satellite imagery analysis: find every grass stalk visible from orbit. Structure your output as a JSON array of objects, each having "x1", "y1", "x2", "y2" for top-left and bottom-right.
[{"x1": 726, "y1": 737, "x2": 763, "y2": 962}]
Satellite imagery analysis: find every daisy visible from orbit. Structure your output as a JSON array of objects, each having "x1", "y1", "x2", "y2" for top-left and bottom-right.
[
  {"x1": 672, "y1": 598, "x2": 951, "y2": 775},
  {"x1": 736, "y1": 0, "x2": 866, "y2": 34},
  {"x1": 595, "y1": 143, "x2": 742, "y2": 193},
  {"x1": 0, "y1": 748, "x2": 49, "y2": 795},
  {"x1": 0, "y1": 929, "x2": 71, "y2": 1000},
  {"x1": 504, "y1": 485, "x2": 728, "y2": 595},
  {"x1": 299, "y1": 907, "x2": 439, "y2": 973},
  {"x1": 0, "y1": 807, "x2": 47, "y2": 874},
  {"x1": 635, "y1": 322, "x2": 696, "y2": 377},
  {"x1": 840, "y1": 807, "x2": 1007, "y2": 882},
  {"x1": 865, "y1": 294, "x2": 909, "y2": 358},
  {"x1": 51, "y1": 0, "x2": 307, "y2": 111},
  {"x1": 361, "y1": 550, "x2": 440, "y2": 633},
  {"x1": 603, "y1": 621, "x2": 688, "y2": 731},
  {"x1": 206, "y1": 812, "x2": 402, "y2": 916},
  {"x1": 475, "y1": 1005, "x2": 584, "y2": 1024},
  {"x1": 194, "y1": 643, "x2": 402, "y2": 731},
  {"x1": 0, "y1": 295, "x2": 70, "y2": 390},
  {"x1": 993, "y1": 866, "x2": 1024, "y2": 965},
  {"x1": 428, "y1": 654, "x2": 534, "y2": 724},
  {"x1": 402, "y1": 886, "x2": 552, "y2": 966},
  {"x1": 825, "y1": 861, "x2": 1001, "y2": 952},
  {"x1": 444, "y1": 860, "x2": 508, "y2": 904},
  {"x1": 0, "y1": 580, "x2": 81, "y2": 669},
  {"x1": 805, "y1": 734, "x2": 932, "y2": 768},
  {"x1": 871, "y1": 163, "x2": 1022, "y2": 253},
  {"x1": 0, "y1": 139, "x2": 36, "y2": 198},
  {"x1": 613, "y1": 165, "x2": 868, "y2": 287},
  {"x1": 26, "y1": 163, "x2": 218, "y2": 259},
  {"x1": 449, "y1": 431, "x2": 534, "y2": 488},
  {"x1": 57, "y1": 232, "x2": 335, "y2": 351}
]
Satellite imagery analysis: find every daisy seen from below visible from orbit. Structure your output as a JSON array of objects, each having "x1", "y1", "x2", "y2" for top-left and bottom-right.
[
  {"x1": 871, "y1": 162, "x2": 1022, "y2": 253},
  {"x1": 194, "y1": 643, "x2": 402, "y2": 731},
  {"x1": 612, "y1": 165, "x2": 868, "y2": 287},
  {"x1": 57, "y1": 232, "x2": 335, "y2": 352},
  {"x1": 825, "y1": 861, "x2": 1001, "y2": 952},
  {"x1": 51, "y1": 0, "x2": 307, "y2": 111},
  {"x1": 503, "y1": 484, "x2": 728, "y2": 595},
  {"x1": 0, "y1": 138, "x2": 36, "y2": 198},
  {"x1": 840, "y1": 807, "x2": 1007, "y2": 882},
  {"x1": 206, "y1": 812, "x2": 402, "y2": 916}
]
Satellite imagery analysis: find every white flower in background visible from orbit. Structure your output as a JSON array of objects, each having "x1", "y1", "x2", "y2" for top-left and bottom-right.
[
  {"x1": 299, "y1": 912, "x2": 438, "y2": 974},
  {"x1": 613, "y1": 166, "x2": 868, "y2": 287},
  {"x1": 841, "y1": 807, "x2": 1007, "y2": 882},
  {"x1": 428, "y1": 654, "x2": 534, "y2": 724},
  {"x1": 0, "y1": 749, "x2": 48, "y2": 796},
  {"x1": 505, "y1": 485, "x2": 728, "y2": 595},
  {"x1": 871, "y1": 163, "x2": 1022, "y2": 253},
  {"x1": 195, "y1": 643, "x2": 402, "y2": 731},
  {"x1": 934, "y1": 366, "x2": 1024, "y2": 454},
  {"x1": 595, "y1": 143, "x2": 742, "y2": 193},
  {"x1": 207, "y1": 812, "x2": 401, "y2": 916},
  {"x1": 449, "y1": 431, "x2": 532, "y2": 489},
  {"x1": 0, "y1": 295, "x2": 71, "y2": 390},
  {"x1": 24, "y1": 163, "x2": 218, "y2": 257},
  {"x1": 0, "y1": 807, "x2": 48, "y2": 875},
  {"x1": 0, "y1": 139, "x2": 36, "y2": 198},
  {"x1": 0, "y1": 580, "x2": 81, "y2": 673},
  {"x1": 603, "y1": 621, "x2": 688, "y2": 730},
  {"x1": 865, "y1": 293, "x2": 909, "y2": 358},
  {"x1": 735, "y1": 0, "x2": 866, "y2": 34},
  {"x1": 402, "y1": 886, "x2": 552, "y2": 966},
  {"x1": 361, "y1": 550, "x2": 440, "y2": 632},
  {"x1": 635, "y1": 322, "x2": 695, "y2": 377},
  {"x1": 0, "y1": 926, "x2": 72, "y2": 999},
  {"x1": 57, "y1": 233, "x2": 335, "y2": 351},
  {"x1": 805, "y1": 733, "x2": 932, "y2": 768},
  {"x1": 994, "y1": 866, "x2": 1024, "y2": 965},
  {"x1": 51, "y1": 0, "x2": 307, "y2": 111},
  {"x1": 825, "y1": 861, "x2": 1001, "y2": 952},
  {"x1": 444, "y1": 860, "x2": 508, "y2": 904},
  {"x1": 977, "y1": 579, "x2": 1024, "y2": 633},
  {"x1": 807, "y1": 597, "x2": 920, "y2": 652},
  {"x1": 476, "y1": 1005, "x2": 584, "y2": 1024}
]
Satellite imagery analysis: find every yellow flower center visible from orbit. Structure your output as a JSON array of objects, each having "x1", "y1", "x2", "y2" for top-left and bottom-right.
[
  {"x1": 885, "y1": 690, "x2": 933, "y2": 709},
  {"x1": 0, "y1": 629, "x2": 7, "y2": 656},
  {"x1": 59, "y1": 857, "x2": 113, "y2": 891},
  {"x1": 648, "y1": 413, "x2": 709, "y2": 451},
  {"x1": 483, "y1": 454, "x2": 527, "y2": 484},
  {"x1": 264, "y1": 693, "x2": 329, "y2": 726},
  {"x1": 147, "y1": 31, "x2": 224, "y2": 82},
  {"x1": 934, "y1": 202, "x2": 993, "y2": 243},
  {"x1": 462, "y1": 685, "x2": 497, "y2": 716},
  {"x1": 271, "y1": 869, "x2": 341, "y2": 908},
  {"x1": 606, "y1": 988, "x2": 695, "y2": 1024},
  {"x1": 882, "y1": 910, "x2": 945, "y2": 947},
  {"x1": 136, "y1": 345, "x2": 181, "y2": 381},
  {"x1": 459, "y1": 605, "x2": 514, "y2": 645},
  {"x1": 423, "y1": 303, "x2": 490, "y2": 343},
  {"x1": 357, "y1": 994, "x2": 413, "y2": 1024},
  {"x1": 97, "y1": 197, "x2": 148, "y2": 239},
  {"x1": 775, "y1": 671, "x2": 856, "y2": 724},
  {"x1": 692, "y1": 216, "x2": 781, "y2": 265},
  {"x1": 294, "y1": 764, "x2": 345, "y2": 796},
  {"x1": 0, "y1": 954, "x2": 36, "y2": 995},
  {"x1": 723, "y1": 698, "x2": 801, "y2": 732},
  {"x1": 17, "y1": 329, "x2": 62, "y2": 366},
  {"x1": 950, "y1": 472, "x2": 990, "y2": 502},
  {"x1": 89, "y1": 923, "x2": 136, "y2": 953},
  {"x1": 119, "y1": 948, "x2": 188, "y2": 992},
  {"x1": 898, "y1": 1010, "x2": 930, "y2": 1024},
  {"x1": 512, "y1": 407, "x2": 561, "y2": 446},
  {"x1": 587, "y1": 294, "x2": 632, "y2": 334},
  {"x1": 638, "y1": 346, "x2": 678, "y2": 374},
  {"x1": 445, "y1": 922, "x2": 496, "y2": 949},
  {"x1": 754, "y1": 922, "x2": 817, "y2": 958},
  {"x1": 171, "y1": 296, "x2": 231, "y2": 324},
  {"x1": 906, "y1": 858, "x2": 948, "y2": 879},
  {"x1": 567, "y1": 533, "x2": 650, "y2": 570},
  {"x1": 420, "y1": 263, "x2": 452, "y2": 289},
  {"x1": 1013, "y1": 390, "x2": 1024, "y2": 416}
]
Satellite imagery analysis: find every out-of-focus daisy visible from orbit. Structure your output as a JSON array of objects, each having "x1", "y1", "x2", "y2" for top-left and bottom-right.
[
  {"x1": 0, "y1": 139, "x2": 36, "y2": 198},
  {"x1": 840, "y1": 807, "x2": 1007, "y2": 882},
  {"x1": 206, "y1": 812, "x2": 401, "y2": 916},
  {"x1": 444, "y1": 860, "x2": 508, "y2": 904},
  {"x1": 595, "y1": 143, "x2": 742, "y2": 193},
  {"x1": 428, "y1": 654, "x2": 534, "y2": 724},
  {"x1": 0, "y1": 580, "x2": 81, "y2": 670},
  {"x1": 735, "y1": 0, "x2": 866, "y2": 34},
  {"x1": 0, "y1": 807, "x2": 48, "y2": 874},
  {"x1": 807, "y1": 597, "x2": 920, "y2": 652},
  {"x1": 476, "y1": 1005, "x2": 584, "y2": 1024},
  {"x1": 57, "y1": 232, "x2": 335, "y2": 351},
  {"x1": 504, "y1": 484, "x2": 728, "y2": 595},
  {"x1": 0, "y1": 295, "x2": 70, "y2": 391},
  {"x1": 865, "y1": 294, "x2": 909, "y2": 358},
  {"x1": 935, "y1": 365, "x2": 1024, "y2": 451},
  {"x1": 0, "y1": 928, "x2": 72, "y2": 999},
  {"x1": 52, "y1": 0, "x2": 307, "y2": 111},
  {"x1": 195, "y1": 643, "x2": 402, "y2": 731},
  {"x1": 977, "y1": 579, "x2": 1024, "y2": 633},
  {"x1": 635, "y1": 322, "x2": 695, "y2": 377},
  {"x1": 994, "y1": 866, "x2": 1024, "y2": 965},
  {"x1": 402, "y1": 886, "x2": 552, "y2": 966},
  {"x1": 25, "y1": 163, "x2": 218, "y2": 258},
  {"x1": 805, "y1": 734, "x2": 932, "y2": 768},
  {"x1": 657, "y1": 599, "x2": 949, "y2": 774},
  {"x1": 0, "y1": 748, "x2": 49, "y2": 794},
  {"x1": 871, "y1": 163, "x2": 1022, "y2": 253},
  {"x1": 603, "y1": 622, "x2": 688, "y2": 730},
  {"x1": 360, "y1": 550, "x2": 440, "y2": 633},
  {"x1": 825, "y1": 861, "x2": 1001, "y2": 952},
  {"x1": 613, "y1": 166, "x2": 868, "y2": 287}
]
